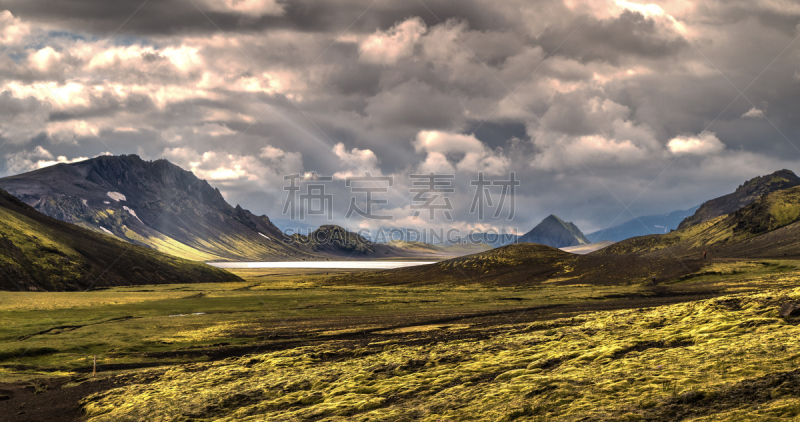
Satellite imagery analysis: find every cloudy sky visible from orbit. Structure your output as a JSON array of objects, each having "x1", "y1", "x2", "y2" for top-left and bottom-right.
[{"x1": 0, "y1": 0, "x2": 799, "y2": 235}]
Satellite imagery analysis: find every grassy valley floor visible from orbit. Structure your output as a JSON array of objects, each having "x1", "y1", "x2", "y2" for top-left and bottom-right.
[{"x1": 0, "y1": 260, "x2": 799, "y2": 420}]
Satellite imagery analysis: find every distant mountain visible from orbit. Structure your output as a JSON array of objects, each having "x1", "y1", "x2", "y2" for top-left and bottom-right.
[
  {"x1": 517, "y1": 215, "x2": 589, "y2": 248},
  {"x1": 586, "y1": 206, "x2": 699, "y2": 242},
  {"x1": 677, "y1": 169, "x2": 800, "y2": 230},
  {"x1": 0, "y1": 187, "x2": 240, "y2": 291}
]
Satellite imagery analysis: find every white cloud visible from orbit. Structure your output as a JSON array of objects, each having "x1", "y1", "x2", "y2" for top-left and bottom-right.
[
  {"x1": 531, "y1": 132, "x2": 655, "y2": 171},
  {"x1": 46, "y1": 120, "x2": 100, "y2": 144},
  {"x1": 413, "y1": 130, "x2": 510, "y2": 176},
  {"x1": 741, "y1": 107, "x2": 765, "y2": 119},
  {"x1": 0, "y1": 11, "x2": 30, "y2": 46},
  {"x1": 194, "y1": 123, "x2": 237, "y2": 137},
  {"x1": 332, "y1": 143, "x2": 381, "y2": 179},
  {"x1": 4, "y1": 146, "x2": 90, "y2": 175},
  {"x1": 597, "y1": 0, "x2": 691, "y2": 36},
  {"x1": 28, "y1": 46, "x2": 63, "y2": 73},
  {"x1": 259, "y1": 145, "x2": 304, "y2": 176},
  {"x1": 162, "y1": 145, "x2": 303, "y2": 187},
  {"x1": 200, "y1": 0, "x2": 284, "y2": 16},
  {"x1": 359, "y1": 17, "x2": 426, "y2": 65},
  {"x1": 668, "y1": 131, "x2": 725, "y2": 155},
  {"x1": 530, "y1": 98, "x2": 662, "y2": 170}
]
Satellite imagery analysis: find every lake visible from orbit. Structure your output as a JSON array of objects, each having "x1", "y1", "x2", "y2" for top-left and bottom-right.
[{"x1": 206, "y1": 261, "x2": 438, "y2": 269}]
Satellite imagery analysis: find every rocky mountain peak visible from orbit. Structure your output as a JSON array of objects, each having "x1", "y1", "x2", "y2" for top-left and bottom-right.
[{"x1": 518, "y1": 214, "x2": 589, "y2": 248}]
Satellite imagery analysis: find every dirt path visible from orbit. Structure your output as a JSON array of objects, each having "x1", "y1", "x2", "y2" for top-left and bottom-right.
[{"x1": 0, "y1": 377, "x2": 125, "y2": 422}]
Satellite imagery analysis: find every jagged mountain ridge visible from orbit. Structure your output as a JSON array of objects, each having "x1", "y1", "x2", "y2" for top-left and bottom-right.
[
  {"x1": 0, "y1": 155, "x2": 322, "y2": 261},
  {"x1": 0, "y1": 187, "x2": 241, "y2": 291},
  {"x1": 517, "y1": 214, "x2": 589, "y2": 248},
  {"x1": 677, "y1": 169, "x2": 800, "y2": 230}
]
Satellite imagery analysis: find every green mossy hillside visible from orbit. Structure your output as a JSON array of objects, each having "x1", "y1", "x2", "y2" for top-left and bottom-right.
[
  {"x1": 599, "y1": 185, "x2": 800, "y2": 259},
  {"x1": 0, "y1": 188, "x2": 241, "y2": 291},
  {"x1": 678, "y1": 169, "x2": 800, "y2": 229}
]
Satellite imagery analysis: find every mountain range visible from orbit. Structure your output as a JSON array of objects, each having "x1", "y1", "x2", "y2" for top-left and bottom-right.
[
  {"x1": 0, "y1": 155, "x2": 422, "y2": 261},
  {"x1": 1, "y1": 155, "x2": 798, "y2": 272}
]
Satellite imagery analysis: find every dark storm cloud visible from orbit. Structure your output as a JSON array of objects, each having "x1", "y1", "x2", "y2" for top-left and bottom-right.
[
  {"x1": 693, "y1": 0, "x2": 800, "y2": 35},
  {"x1": 364, "y1": 79, "x2": 464, "y2": 129},
  {"x1": 0, "y1": 90, "x2": 42, "y2": 116},
  {"x1": 539, "y1": 10, "x2": 688, "y2": 65},
  {"x1": 467, "y1": 121, "x2": 528, "y2": 150},
  {"x1": 0, "y1": 0, "x2": 511, "y2": 36},
  {"x1": 538, "y1": 90, "x2": 613, "y2": 136}
]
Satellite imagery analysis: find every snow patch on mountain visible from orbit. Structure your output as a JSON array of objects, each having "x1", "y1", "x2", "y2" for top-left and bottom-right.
[
  {"x1": 123, "y1": 205, "x2": 143, "y2": 223},
  {"x1": 107, "y1": 192, "x2": 126, "y2": 202}
]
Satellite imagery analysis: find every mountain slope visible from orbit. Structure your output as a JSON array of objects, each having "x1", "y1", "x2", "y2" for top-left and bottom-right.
[
  {"x1": 0, "y1": 188, "x2": 241, "y2": 291},
  {"x1": 518, "y1": 215, "x2": 589, "y2": 248},
  {"x1": 586, "y1": 206, "x2": 699, "y2": 242},
  {"x1": 0, "y1": 155, "x2": 330, "y2": 261},
  {"x1": 677, "y1": 169, "x2": 800, "y2": 230},
  {"x1": 598, "y1": 184, "x2": 800, "y2": 259}
]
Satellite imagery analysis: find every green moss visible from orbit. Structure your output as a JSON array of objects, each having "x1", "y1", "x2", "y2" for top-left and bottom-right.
[{"x1": 68, "y1": 266, "x2": 800, "y2": 421}]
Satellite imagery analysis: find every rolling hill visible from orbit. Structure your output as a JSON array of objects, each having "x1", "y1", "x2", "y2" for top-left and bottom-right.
[
  {"x1": 0, "y1": 187, "x2": 241, "y2": 291},
  {"x1": 330, "y1": 242, "x2": 700, "y2": 286},
  {"x1": 517, "y1": 214, "x2": 589, "y2": 248}
]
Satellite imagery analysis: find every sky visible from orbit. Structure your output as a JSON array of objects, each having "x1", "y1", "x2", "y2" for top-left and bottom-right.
[{"x1": 0, "y1": 0, "x2": 799, "y2": 236}]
